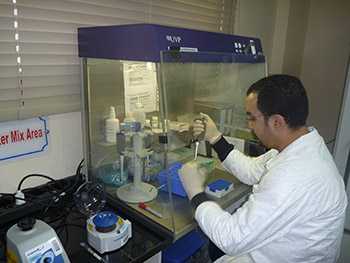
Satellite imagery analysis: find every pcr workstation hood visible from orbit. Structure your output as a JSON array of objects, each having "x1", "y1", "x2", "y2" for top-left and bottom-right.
[{"x1": 78, "y1": 23, "x2": 266, "y2": 238}]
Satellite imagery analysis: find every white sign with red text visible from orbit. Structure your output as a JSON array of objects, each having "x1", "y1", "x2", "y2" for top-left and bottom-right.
[{"x1": 0, "y1": 117, "x2": 49, "y2": 161}]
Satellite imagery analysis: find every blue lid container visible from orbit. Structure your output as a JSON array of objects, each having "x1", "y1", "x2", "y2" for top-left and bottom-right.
[
  {"x1": 157, "y1": 162, "x2": 187, "y2": 197},
  {"x1": 93, "y1": 211, "x2": 118, "y2": 229},
  {"x1": 207, "y1": 179, "x2": 232, "y2": 192}
]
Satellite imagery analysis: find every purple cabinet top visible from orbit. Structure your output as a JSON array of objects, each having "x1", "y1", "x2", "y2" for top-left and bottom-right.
[{"x1": 78, "y1": 23, "x2": 264, "y2": 63}]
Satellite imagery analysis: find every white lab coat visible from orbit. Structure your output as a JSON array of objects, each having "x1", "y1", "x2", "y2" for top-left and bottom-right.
[{"x1": 195, "y1": 128, "x2": 347, "y2": 263}]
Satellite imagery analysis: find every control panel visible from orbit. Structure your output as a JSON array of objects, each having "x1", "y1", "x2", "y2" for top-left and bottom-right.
[{"x1": 233, "y1": 39, "x2": 257, "y2": 55}]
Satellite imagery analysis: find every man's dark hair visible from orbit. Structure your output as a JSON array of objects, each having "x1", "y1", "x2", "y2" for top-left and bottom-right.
[{"x1": 247, "y1": 74, "x2": 308, "y2": 128}]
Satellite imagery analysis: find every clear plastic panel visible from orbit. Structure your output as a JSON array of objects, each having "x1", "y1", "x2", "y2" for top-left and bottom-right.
[
  {"x1": 159, "y1": 51, "x2": 266, "y2": 150},
  {"x1": 159, "y1": 51, "x2": 266, "y2": 235},
  {"x1": 83, "y1": 52, "x2": 266, "y2": 237},
  {"x1": 84, "y1": 58, "x2": 175, "y2": 235}
]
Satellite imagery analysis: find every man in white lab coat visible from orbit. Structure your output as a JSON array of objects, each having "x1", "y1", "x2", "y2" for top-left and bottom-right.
[{"x1": 179, "y1": 75, "x2": 348, "y2": 263}]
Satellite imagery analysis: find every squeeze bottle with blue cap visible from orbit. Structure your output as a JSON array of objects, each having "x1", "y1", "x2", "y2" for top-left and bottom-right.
[{"x1": 105, "y1": 106, "x2": 120, "y2": 143}]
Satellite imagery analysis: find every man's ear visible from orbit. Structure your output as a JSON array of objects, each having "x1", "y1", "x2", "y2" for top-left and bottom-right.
[{"x1": 268, "y1": 114, "x2": 287, "y2": 129}]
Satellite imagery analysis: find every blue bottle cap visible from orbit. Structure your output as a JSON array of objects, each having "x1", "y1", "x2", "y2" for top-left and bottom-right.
[
  {"x1": 131, "y1": 121, "x2": 141, "y2": 132},
  {"x1": 93, "y1": 211, "x2": 118, "y2": 228}
]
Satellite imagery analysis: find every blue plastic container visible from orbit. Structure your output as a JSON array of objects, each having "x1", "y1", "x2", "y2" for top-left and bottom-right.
[
  {"x1": 93, "y1": 211, "x2": 118, "y2": 229},
  {"x1": 157, "y1": 162, "x2": 187, "y2": 197},
  {"x1": 162, "y1": 230, "x2": 206, "y2": 263}
]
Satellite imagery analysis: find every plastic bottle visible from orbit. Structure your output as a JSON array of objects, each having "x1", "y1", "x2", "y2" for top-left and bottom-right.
[
  {"x1": 132, "y1": 102, "x2": 146, "y2": 128},
  {"x1": 105, "y1": 106, "x2": 120, "y2": 143},
  {"x1": 151, "y1": 116, "x2": 158, "y2": 129},
  {"x1": 145, "y1": 119, "x2": 151, "y2": 128}
]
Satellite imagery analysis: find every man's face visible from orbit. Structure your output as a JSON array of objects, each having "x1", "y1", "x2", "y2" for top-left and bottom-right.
[{"x1": 245, "y1": 92, "x2": 273, "y2": 148}]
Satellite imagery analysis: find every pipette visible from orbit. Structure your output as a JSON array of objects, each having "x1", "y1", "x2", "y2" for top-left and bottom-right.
[
  {"x1": 192, "y1": 116, "x2": 206, "y2": 160},
  {"x1": 194, "y1": 140, "x2": 199, "y2": 160}
]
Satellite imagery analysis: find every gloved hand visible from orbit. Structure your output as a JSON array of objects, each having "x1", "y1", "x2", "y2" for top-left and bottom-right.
[
  {"x1": 193, "y1": 113, "x2": 221, "y2": 144},
  {"x1": 179, "y1": 161, "x2": 208, "y2": 200}
]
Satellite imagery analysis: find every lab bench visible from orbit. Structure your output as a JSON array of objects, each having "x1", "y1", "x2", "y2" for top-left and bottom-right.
[
  {"x1": 106, "y1": 166, "x2": 251, "y2": 240},
  {"x1": 62, "y1": 205, "x2": 170, "y2": 263},
  {"x1": 0, "y1": 176, "x2": 171, "y2": 263},
  {"x1": 0, "y1": 165, "x2": 251, "y2": 262}
]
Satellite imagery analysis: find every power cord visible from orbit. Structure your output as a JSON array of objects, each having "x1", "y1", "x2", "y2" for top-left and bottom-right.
[
  {"x1": 63, "y1": 159, "x2": 85, "y2": 194},
  {"x1": 0, "y1": 160, "x2": 86, "y2": 261},
  {"x1": 17, "y1": 157, "x2": 84, "y2": 194},
  {"x1": 17, "y1": 174, "x2": 56, "y2": 191},
  {"x1": 0, "y1": 192, "x2": 55, "y2": 207},
  {"x1": 13, "y1": 159, "x2": 85, "y2": 214},
  {"x1": 41, "y1": 159, "x2": 84, "y2": 215}
]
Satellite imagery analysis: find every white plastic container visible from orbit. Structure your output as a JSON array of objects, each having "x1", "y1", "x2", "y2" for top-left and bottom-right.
[
  {"x1": 151, "y1": 116, "x2": 159, "y2": 128},
  {"x1": 105, "y1": 106, "x2": 120, "y2": 143},
  {"x1": 132, "y1": 102, "x2": 146, "y2": 128},
  {"x1": 6, "y1": 219, "x2": 70, "y2": 263}
]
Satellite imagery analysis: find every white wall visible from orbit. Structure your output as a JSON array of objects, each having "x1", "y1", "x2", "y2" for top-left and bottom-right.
[
  {"x1": 267, "y1": 0, "x2": 310, "y2": 76},
  {"x1": 300, "y1": 0, "x2": 350, "y2": 143},
  {"x1": 234, "y1": 0, "x2": 277, "y2": 73},
  {"x1": 269, "y1": 0, "x2": 290, "y2": 73},
  {"x1": 0, "y1": 111, "x2": 83, "y2": 193},
  {"x1": 282, "y1": 0, "x2": 310, "y2": 77},
  {"x1": 256, "y1": 0, "x2": 350, "y2": 146}
]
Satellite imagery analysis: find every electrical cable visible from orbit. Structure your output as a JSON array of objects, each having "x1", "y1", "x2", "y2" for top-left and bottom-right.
[
  {"x1": 63, "y1": 159, "x2": 84, "y2": 194},
  {"x1": 25, "y1": 158, "x2": 85, "y2": 250},
  {"x1": 52, "y1": 159, "x2": 85, "y2": 248},
  {"x1": 1, "y1": 160, "x2": 84, "y2": 221},
  {"x1": 0, "y1": 160, "x2": 86, "y2": 260},
  {"x1": 0, "y1": 192, "x2": 15, "y2": 196},
  {"x1": 0, "y1": 192, "x2": 37, "y2": 203},
  {"x1": 17, "y1": 174, "x2": 56, "y2": 191},
  {"x1": 41, "y1": 206, "x2": 72, "y2": 225},
  {"x1": 41, "y1": 159, "x2": 85, "y2": 215},
  {"x1": 0, "y1": 193, "x2": 54, "y2": 206},
  {"x1": 4, "y1": 163, "x2": 81, "y2": 210}
]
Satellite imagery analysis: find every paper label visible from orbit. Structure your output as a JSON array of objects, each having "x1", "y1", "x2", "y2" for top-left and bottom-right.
[
  {"x1": 0, "y1": 117, "x2": 49, "y2": 161},
  {"x1": 25, "y1": 237, "x2": 65, "y2": 263},
  {"x1": 123, "y1": 61, "x2": 158, "y2": 114}
]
